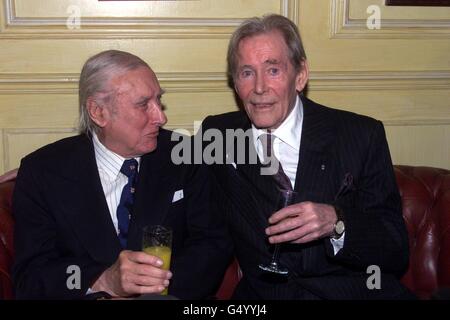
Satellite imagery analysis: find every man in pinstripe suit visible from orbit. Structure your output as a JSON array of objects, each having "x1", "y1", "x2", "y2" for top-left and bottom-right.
[
  {"x1": 202, "y1": 14, "x2": 414, "y2": 299},
  {"x1": 12, "y1": 50, "x2": 231, "y2": 299}
]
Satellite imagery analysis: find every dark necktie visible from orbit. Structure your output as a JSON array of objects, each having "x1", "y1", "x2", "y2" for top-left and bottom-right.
[
  {"x1": 117, "y1": 158, "x2": 138, "y2": 248},
  {"x1": 260, "y1": 133, "x2": 293, "y2": 191}
]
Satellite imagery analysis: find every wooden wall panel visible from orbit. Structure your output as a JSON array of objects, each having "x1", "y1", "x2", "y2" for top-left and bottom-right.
[
  {"x1": 0, "y1": 0, "x2": 448, "y2": 172},
  {"x1": 1, "y1": 0, "x2": 294, "y2": 39},
  {"x1": 3, "y1": 128, "x2": 77, "y2": 170},
  {"x1": 385, "y1": 125, "x2": 450, "y2": 169},
  {"x1": 331, "y1": 0, "x2": 450, "y2": 39},
  {"x1": 0, "y1": 0, "x2": 299, "y2": 171},
  {"x1": 300, "y1": 0, "x2": 449, "y2": 169}
]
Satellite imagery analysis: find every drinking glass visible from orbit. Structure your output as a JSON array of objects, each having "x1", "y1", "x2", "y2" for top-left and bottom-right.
[
  {"x1": 258, "y1": 189, "x2": 299, "y2": 275},
  {"x1": 142, "y1": 225, "x2": 172, "y2": 295}
]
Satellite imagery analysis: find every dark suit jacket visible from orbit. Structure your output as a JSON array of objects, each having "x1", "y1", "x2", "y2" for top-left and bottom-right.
[
  {"x1": 202, "y1": 96, "x2": 413, "y2": 299},
  {"x1": 12, "y1": 129, "x2": 232, "y2": 299}
]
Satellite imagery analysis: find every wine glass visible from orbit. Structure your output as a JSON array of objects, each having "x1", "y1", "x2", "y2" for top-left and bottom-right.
[{"x1": 258, "y1": 189, "x2": 299, "y2": 275}]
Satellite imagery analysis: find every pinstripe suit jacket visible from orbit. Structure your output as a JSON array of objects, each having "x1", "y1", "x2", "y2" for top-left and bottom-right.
[{"x1": 203, "y1": 96, "x2": 413, "y2": 299}]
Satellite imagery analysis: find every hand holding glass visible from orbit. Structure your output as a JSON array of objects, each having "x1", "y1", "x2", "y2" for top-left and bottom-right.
[
  {"x1": 142, "y1": 225, "x2": 172, "y2": 295},
  {"x1": 259, "y1": 189, "x2": 299, "y2": 275}
]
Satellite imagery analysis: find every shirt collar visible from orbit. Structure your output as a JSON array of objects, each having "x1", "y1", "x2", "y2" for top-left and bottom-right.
[
  {"x1": 92, "y1": 132, "x2": 141, "y2": 180},
  {"x1": 252, "y1": 95, "x2": 303, "y2": 151}
]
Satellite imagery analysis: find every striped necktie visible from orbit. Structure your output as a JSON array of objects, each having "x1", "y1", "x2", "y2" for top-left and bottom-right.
[
  {"x1": 260, "y1": 133, "x2": 292, "y2": 191},
  {"x1": 117, "y1": 158, "x2": 138, "y2": 248}
]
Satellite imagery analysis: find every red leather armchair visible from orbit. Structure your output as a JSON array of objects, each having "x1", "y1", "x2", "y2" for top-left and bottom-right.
[{"x1": 1, "y1": 165, "x2": 449, "y2": 300}]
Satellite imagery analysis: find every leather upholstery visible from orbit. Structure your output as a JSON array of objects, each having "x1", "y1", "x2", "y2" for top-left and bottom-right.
[
  {"x1": 1, "y1": 165, "x2": 449, "y2": 299},
  {"x1": 395, "y1": 165, "x2": 450, "y2": 299},
  {"x1": 0, "y1": 180, "x2": 14, "y2": 300}
]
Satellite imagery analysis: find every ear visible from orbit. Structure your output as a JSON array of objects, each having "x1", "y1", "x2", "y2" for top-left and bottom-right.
[
  {"x1": 86, "y1": 97, "x2": 109, "y2": 128},
  {"x1": 295, "y1": 60, "x2": 309, "y2": 93},
  {"x1": 234, "y1": 81, "x2": 239, "y2": 95}
]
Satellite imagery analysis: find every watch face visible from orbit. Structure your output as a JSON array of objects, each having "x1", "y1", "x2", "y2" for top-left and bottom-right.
[{"x1": 335, "y1": 221, "x2": 345, "y2": 235}]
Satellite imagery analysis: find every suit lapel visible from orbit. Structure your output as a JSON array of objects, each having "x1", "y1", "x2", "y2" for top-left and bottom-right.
[
  {"x1": 280, "y1": 97, "x2": 337, "y2": 271},
  {"x1": 229, "y1": 115, "x2": 279, "y2": 237},
  {"x1": 58, "y1": 136, "x2": 121, "y2": 264},
  {"x1": 294, "y1": 96, "x2": 336, "y2": 202},
  {"x1": 127, "y1": 133, "x2": 174, "y2": 251}
]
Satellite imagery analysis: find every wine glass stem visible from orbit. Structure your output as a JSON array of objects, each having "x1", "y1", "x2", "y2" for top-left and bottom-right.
[{"x1": 272, "y1": 244, "x2": 281, "y2": 262}]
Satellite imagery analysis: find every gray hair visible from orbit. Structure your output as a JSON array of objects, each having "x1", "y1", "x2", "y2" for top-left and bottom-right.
[
  {"x1": 227, "y1": 14, "x2": 307, "y2": 81},
  {"x1": 78, "y1": 50, "x2": 151, "y2": 134}
]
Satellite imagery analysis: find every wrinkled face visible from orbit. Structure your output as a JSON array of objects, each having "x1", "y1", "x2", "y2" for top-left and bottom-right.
[
  {"x1": 234, "y1": 31, "x2": 308, "y2": 130},
  {"x1": 91, "y1": 66, "x2": 167, "y2": 158}
]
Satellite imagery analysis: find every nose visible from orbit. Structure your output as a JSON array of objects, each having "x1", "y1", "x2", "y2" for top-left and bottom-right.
[
  {"x1": 151, "y1": 105, "x2": 167, "y2": 127},
  {"x1": 254, "y1": 73, "x2": 267, "y2": 95}
]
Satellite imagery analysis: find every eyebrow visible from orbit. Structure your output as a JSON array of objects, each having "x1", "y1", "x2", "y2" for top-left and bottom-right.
[
  {"x1": 238, "y1": 59, "x2": 281, "y2": 70},
  {"x1": 265, "y1": 59, "x2": 280, "y2": 65},
  {"x1": 238, "y1": 65, "x2": 253, "y2": 70},
  {"x1": 135, "y1": 89, "x2": 166, "y2": 104}
]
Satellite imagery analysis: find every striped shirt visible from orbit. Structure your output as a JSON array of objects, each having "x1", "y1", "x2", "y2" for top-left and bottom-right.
[{"x1": 92, "y1": 133, "x2": 141, "y2": 235}]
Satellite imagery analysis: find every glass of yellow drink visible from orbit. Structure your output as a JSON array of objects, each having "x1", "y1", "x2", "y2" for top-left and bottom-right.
[{"x1": 142, "y1": 225, "x2": 172, "y2": 295}]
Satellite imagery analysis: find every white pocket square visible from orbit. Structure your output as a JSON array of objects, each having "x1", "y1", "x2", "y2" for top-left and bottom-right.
[
  {"x1": 172, "y1": 189, "x2": 184, "y2": 203},
  {"x1": 226, "y1": 153, "x2": 237, "y2": 169}
]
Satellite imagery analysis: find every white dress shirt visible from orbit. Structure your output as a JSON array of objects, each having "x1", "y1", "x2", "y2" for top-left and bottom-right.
[
  {"x1": 92, "y1": 132, "x2": 141, "y2": 235},
  {"x1": 252, "y1": 96, "x2": 344, "y2": 254}
]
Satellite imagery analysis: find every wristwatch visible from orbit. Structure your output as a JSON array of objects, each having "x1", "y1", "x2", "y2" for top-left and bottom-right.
[{"x1": 331, "y1": 205, "x2": 345, "y2": 239}]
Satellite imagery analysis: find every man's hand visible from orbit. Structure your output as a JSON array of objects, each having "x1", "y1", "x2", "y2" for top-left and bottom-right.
[
  {"x1": 91, "y1": 250, "x2": 172, "y2": 298},
  {"x1": 265, "y1": 202, "x2": 337, "y2": 244}
]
